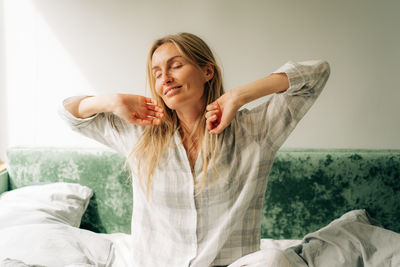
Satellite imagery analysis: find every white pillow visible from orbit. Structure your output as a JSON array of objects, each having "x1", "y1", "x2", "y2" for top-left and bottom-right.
[
  {"x1": 0, "y1": 182, "x2": 93, "y2": 229},
  {"x1": 0, "y1": 224, "x2": 114, "y2": 267}
]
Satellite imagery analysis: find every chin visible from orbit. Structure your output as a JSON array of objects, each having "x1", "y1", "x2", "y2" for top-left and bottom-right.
[
  {"x1": 163, "y1": 94, "x2": 204, "y2": 112},
  {"x1": 163, "y1": 97, "x2": 184, "y2": 111},
  {"x1": 163, "y1": 101, "x2": 180, "y2": 112}
]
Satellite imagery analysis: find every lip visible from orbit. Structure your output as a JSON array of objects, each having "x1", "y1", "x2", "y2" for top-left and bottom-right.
[{"x1": 164, "y1": 85, "x2": 182, "y2": 96}]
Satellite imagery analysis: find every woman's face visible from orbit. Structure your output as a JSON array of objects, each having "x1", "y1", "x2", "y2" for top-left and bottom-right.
[{"x1": 151, "y1": 42, "x2": 211, "y2": 111}]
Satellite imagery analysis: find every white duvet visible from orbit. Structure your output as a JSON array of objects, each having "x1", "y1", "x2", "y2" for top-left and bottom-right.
[
  {"x1": 98, "y1": 233, "x2": 133, "y2": 267},
  {"x1": 0, "y1": 183, "x2": 301, "y2": 267},
  {"x1": 100, "y1": 233, "x2": 301, "y2": 267},
  {"x1": 0, "y1": 227, "x2": 300, "y2": 267}
]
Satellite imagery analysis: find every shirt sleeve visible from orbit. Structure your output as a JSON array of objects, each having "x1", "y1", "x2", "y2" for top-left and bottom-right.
[
  {"x1": 58, "y1": 95, "x2": 143, "y2": 157},
  {"x1": 234, "y1": 60, "x2": 331, "y2": 151}
]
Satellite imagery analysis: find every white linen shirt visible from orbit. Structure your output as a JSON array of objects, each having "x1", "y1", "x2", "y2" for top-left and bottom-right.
[{"x1": 60, "y1": 60, "x2": 330, "y2": 267}]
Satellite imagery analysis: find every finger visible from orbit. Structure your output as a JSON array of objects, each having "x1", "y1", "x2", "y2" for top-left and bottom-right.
[
  {"x1": 206, "y1": 115, "x2": 217, "y2": 130},
  {"x1": 145, "y1": 97, "x2": 158, "y2": 105},
  {"x1": 206, "y1": 115, "x2": 218, "y2": 129},
  {"x1": 207, "y1": 119, "x2": 213, "y2": 131},
  {"x1": 206, "y1": 103, "x2": 218, "y2": 111},
  {"x1": 147, "y1": 104, "x2": 164, "y2": 113},
  {"x1": 131, "y1": 113, "x2": 154, "y2": 125},
  {"x1": 209, "y1": 121, "x2": 226, "y2": 134},
  {"x1": 205, "y1": 110, "x2": 219, "y2": 119},
  {"x1": 135, "y1": 117, "x2": 161, "y2": 126},
  {"x1": 156, "y1": 112, "x2": 165, "y2": 118},
  {"x1": 209, "y1": 114, "x2": 218, "y2": 122},
  {"x1": 145, "y1": 115, "x2": 162, "y2": 125},
  {"x1": 207, "y1": 115, "x2": 221, "y2": 132},
  {"x1": 149, "y1": 117, "x2": 162, "y2": 125},
  {"x1": 146, "y1": 110, "x2": 164, "y2": 118}
]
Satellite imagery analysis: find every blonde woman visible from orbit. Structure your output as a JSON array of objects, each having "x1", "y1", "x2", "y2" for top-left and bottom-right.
[{"x1": 61, "y1": 32, "x2": 330, "y2": 267}]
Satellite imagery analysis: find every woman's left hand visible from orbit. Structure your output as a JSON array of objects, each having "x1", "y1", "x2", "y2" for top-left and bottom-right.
[{"x1": 205, "y1": 90, "x2": 241, "y2": 134}]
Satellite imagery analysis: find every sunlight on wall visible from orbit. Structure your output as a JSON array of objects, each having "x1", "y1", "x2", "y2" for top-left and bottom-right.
[
  {"x1": 3, "y1": 0, "x2": 399, "y2": 151},
  {"x1": 5, "y1": 0, "x2": 103, "y2": 148},
  {"x1": 0, "y1": 0, "x2": 6, "y2": 161}
]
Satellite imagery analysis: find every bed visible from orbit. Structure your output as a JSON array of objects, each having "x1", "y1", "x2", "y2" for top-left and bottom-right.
[{"x1": 1, "y1": 147, "x2": 399, "y2": 266}]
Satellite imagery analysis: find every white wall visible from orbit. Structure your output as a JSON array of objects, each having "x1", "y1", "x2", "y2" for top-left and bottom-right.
[
  {"x1": 2, "y1": 0, "x2": 400, "y2": 156},
  {"x1": 0, "y1": 0, "x2": 7, "y2": 162}
]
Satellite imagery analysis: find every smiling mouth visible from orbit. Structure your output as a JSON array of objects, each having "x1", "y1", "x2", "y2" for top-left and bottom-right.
[{"x1": 164, "y1": 86, "x2": 182, "y2": 96}]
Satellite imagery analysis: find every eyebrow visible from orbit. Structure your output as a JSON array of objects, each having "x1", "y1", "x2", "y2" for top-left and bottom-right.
[{"x1": 152, "y1": 55, "x2": 183, "y2": 71}]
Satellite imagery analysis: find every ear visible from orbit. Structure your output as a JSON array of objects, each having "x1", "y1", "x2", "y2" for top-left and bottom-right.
[{"x1": 202, "y1": 64, "x2": 215, "y2": 82}]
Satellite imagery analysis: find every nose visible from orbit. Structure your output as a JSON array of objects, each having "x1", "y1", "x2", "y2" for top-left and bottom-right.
[{"x1": 161, "y1": 71, "x2": 174, "y2": 85}]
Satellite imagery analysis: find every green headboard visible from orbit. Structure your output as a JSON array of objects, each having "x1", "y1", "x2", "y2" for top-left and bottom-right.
[
  {"x1": 5, "y1": 147, "x2": 400, "y2": 239},
  {"x1": 6, "y1": 147, "x2": 132, "y2": 234},
  {"x1": 262, "y1": 149, "x2": 400, "y2": 239}
]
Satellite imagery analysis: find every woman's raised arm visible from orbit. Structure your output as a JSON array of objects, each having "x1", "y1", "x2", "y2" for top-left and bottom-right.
[
  {"x1": 205, "y1": 73, "x2": 289, "y2": 134},
  {"x1": 64, "y1": 94, "x2": 164, "y2": 126},
  {"x1": 206, "y1": 60, "x2": 330, "y2": 150}
]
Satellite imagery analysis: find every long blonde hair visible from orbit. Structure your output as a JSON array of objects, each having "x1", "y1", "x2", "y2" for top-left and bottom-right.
[{"x1": 128, "y1": 32, "x2": 225, "y2": 199}]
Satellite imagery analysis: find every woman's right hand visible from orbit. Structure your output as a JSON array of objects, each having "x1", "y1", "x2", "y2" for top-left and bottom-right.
[{"x1": 112, "y1": 94, "x2": 164, "y2": 126}]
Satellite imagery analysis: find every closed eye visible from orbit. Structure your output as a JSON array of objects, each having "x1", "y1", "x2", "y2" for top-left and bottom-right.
[
  {"x1": 172, "y1": 63, "x2": 183, "y2": 69},
  {"x1": 153, "y1": 71, "x2": 161, "y2": 79},
  {"x1": 153, "y1": 62, "x2": 183, "y2": 79}
]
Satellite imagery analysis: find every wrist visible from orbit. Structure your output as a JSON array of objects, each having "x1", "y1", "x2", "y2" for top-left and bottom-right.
[
  {"x1": 229, "y1": 73, "x2": 290, "y2": 108},
  {"x1": 109, "y1": 93, "x2": 124, "y2": 113},
  {"x1": 230, "y1": 87, "x2": 250, "y2": 108}
]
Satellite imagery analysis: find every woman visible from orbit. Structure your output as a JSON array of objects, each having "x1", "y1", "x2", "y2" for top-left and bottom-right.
[{"x1": 60, "y1": 32, "x2": 330, "y2": 267}]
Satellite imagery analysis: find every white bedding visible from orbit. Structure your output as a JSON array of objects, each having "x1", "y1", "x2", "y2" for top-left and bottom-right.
[
  {"x1": 0, "y1": 224, "x2": 114, "y2": 267},
  {"x1": 0, "y1": 183, "x2": 114, "y2": 267},
  {"x1": 227, "y1": 239, "x2": 302, "y2": 267},
  {"x1": 100, "y1": 233, "x2": 301, "y2": 267},
  {"x1": 260, "y1": 239, "x2": 302, "y2": 250},
  {"x1": 98, "y1": 233, "x2": 133, "y2": 267},
  {"x1": 0, "y1": 183, "x2": 302, "y2": 267}
]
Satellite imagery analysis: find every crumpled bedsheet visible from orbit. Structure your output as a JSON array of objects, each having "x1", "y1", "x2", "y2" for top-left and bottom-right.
[
  {"x1": 283, "y1": 209, "x2": 400, "y2": 267},
  {"x1": 5, "y1": 209, "x2": 397, "y2": 267}
]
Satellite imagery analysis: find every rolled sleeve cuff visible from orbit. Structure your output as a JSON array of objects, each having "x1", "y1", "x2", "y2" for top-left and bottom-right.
[
  {"x1": 58, "y1": 96, "x2": 100, "y2": 129},
  {"x1": 272, "y1": 60, "x2": 322, "y2": 96}
]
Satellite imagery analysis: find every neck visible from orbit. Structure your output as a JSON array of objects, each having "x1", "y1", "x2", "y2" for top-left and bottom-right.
[{"x1": 176, "y1": 98, "x2": 206, "y2": 137}]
